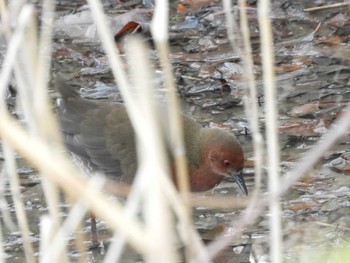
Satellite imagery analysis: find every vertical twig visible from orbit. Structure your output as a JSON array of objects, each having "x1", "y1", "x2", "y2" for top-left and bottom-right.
[
  {"x1": 35, "y1": 0, "x2": 65, "y2": 255},
  {"x1": 127, "y1": 38, "x2": 177, "y2": 263},
  {"x1": 237, "y1": 0, "x2": 264, "y2": 212},
  {"x1": 0, "y1": 201, "x2": 5, "y2": 263},
  {"x1": 0, "y1": 5, "x2": 36, "y2": 263},
  {"x1": 258, "y1": 1, "x2": 282, "y2": 262},
  {"x1": 223, "y1": 0, "x2": 264, "y2": 210},
  {"x1": 42, "y1": 177, "x2": 105, "y2": 263},
  {"x1": 34, "y1": 0, "x2": 61, "y2": 143},
  {"x1": 151, "y1": 1, "x2": 197, "y2": 261},
  {"x1": 13, "y1": 1, "x2": 68, "y2": 261},
  {"x1": 3, "y1": 145, "x2": 35, "y2": 263}
]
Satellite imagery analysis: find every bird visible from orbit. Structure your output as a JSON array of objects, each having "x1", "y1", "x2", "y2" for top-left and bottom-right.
[{"x1": 56, "y1": 80, "x2": 248, "y2": 195}]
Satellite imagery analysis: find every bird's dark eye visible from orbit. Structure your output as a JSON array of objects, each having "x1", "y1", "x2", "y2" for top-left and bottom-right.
[{"x1": 223, "y1": 160, "x2": 230, "y2": 166}]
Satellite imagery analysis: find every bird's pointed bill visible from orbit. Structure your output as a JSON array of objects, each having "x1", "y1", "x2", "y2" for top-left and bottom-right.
[{"x1": 230, "y1": 171, "x2": 248, "y2": 195}]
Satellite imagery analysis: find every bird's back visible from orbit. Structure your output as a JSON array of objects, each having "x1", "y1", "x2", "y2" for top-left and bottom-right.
[{"x1": 56, "y1": 81, "x2": 137, "y2": 182}]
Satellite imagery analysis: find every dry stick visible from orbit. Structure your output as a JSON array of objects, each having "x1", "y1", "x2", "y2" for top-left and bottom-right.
[
  {"x1": 0, "y1": 203, "x2": 5, "y2": 263},
  {"x1": 223, "y1": 0, "x2": 265, "y2": 216},
  {"x1": 152, "y1": 0, "x2": 191, "y2": 203},
  {"x1": 151, "y1": 1, "x2": 199, "y2": 261},
  {"x1": 127, "y1": 38, "x2": 177, "y2": 263},
  {"x1": 2, "y1": 145, "x2": 35, "y2": 263},
  {"x1": 156, "y1": 170, "x2": 210, "y2": 262},
  {"x1": 19, "y1": 1, "x2": 67, "y2": 261},
  {"x1": 1, "y1": 88, "x2": 36, "y2": 259},
  {"x1": 189, "y1": 196, "x2": 249, "y2": 209},
  {"x1": 197, "y1": 103, "x2": 350, "y2": 262},
  {"x1": 42, "y1": 177, "x2": 105, "y2": 263},
  {"x1": 221, "y1": 1, "x2": 264, "y2": 261},
  {"x1": 237, "y1": 0, "x2": 264, "y2": 203},
  {"x1": 0, "y1": 114, "x2": 147, "y2": 253},
  {"x1": 0, "y1": 169, "x2": 16, "y2": 231},
  {"x1": 103, "y1": 141, "x2": 172, "y2": 261},
  {"x1": 39, "y1": 216, "x2": 52, "y2": 263},
  {"x1": 0, "y1": 5, "x2": 36, "y2": 263},
  {"x1": 196, "y1": 0, "x2": 250, "y2": 262},
  {"x1": 35, "y1": 0, "x2": 62, "y2": 144},
  {"x1": 0, "y1": 4, "x2": 31, "y2": 90},
  {"x1": 0, "y1": 0, "x2": 19, "y2": 236},
  {"x1": 223, "y1": 0, "x2": 240, "y2": 53},
  {"x1": 0, "y1": 0, "x2": 9, "y2": 36},
  {"x1": 102, "y1": 180, "x2": 249, "y2": 209},
  {"x1": 304, "y1": 3, "x2": 350, "y2": 12},
  {"x1": 223, "y1": 0, "x2": 264, "y2": 203},
  {"x1": 102, "y1": 171, "x2": 146, "y2": 262},
  {"x1": 258, "y1": 1, "x2": 282, "y2": 263}
]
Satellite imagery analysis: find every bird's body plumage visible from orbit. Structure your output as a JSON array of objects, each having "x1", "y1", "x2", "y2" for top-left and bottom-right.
[{"x1": 57, "y1": 82, "x2": 247, "y2": 194}]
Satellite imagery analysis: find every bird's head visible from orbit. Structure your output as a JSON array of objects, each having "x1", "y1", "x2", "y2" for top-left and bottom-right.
[{"x1": 201, "y1": 128, "x2": 247, "y2": 195}]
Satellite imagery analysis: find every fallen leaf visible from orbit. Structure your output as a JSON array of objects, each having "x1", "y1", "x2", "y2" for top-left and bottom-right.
[
  {"x1": 275, "y1": 64, "x2": 303, "y2": 73},
  {"x1": 317, "y1": 35, "x2": 343, "y2": 45},
  {"x1": 114, "y1": 21, "x2": 143, "y2": 42},
  {"x1": 279, "y1": 119, "x2": 331, "y2": 136},
  {"x1": 285, "y1": 202, "x2": 316, "y2": 212},
  {"x1": 178, "y1": 0, "x2": 215, "y2": 13},
  {"x1": 177, "y1": 3, "x2": 188, "y2": 14}
]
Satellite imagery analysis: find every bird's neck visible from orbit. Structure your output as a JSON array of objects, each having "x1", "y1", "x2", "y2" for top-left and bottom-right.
[{"x1": 189, "y1": 161, "x2": 224, "y2": 192}]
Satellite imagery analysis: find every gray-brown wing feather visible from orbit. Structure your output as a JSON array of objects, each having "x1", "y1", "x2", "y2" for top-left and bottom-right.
[{"x1": 57, "y1": 83, "x2": 137, "y2": 180}]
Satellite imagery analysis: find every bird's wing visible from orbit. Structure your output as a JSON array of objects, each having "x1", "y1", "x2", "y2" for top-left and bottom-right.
[{"x1": 57, "y1": 82, "x2": 137, "y2": 180}]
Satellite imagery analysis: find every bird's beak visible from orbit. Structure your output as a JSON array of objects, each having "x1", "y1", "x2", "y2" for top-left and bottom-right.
[{"x1": 230, "y1": 171, "x2": 248, "y2": 195}]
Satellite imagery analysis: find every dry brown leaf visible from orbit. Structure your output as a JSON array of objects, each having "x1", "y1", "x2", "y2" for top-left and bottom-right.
[
  {"x1": 279, "y1": 119, "x2": 331, "y2": 136},
  {"x1": 289, "y1": 102, "x2": 321, "y2": 117},
  {"x1": 275, "y1": 64, "x2": 303, "y2": 73},
  {"x1": 178, "y1": 0, "x2": 215, "y2": 13},
  {"x1": 177, "y1": 3, "x2": 188, "y2": 14},
  {"x1": 285, "y1": 202, "x2": 317, "y2": 212},
  {"x1": 317, "y1": 35, "x2": 343, "y2": 45}
]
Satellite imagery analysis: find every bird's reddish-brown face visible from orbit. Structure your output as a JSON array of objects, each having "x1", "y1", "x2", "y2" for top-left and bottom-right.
[
  {"x1": 207, "y1": 145, "x2": 248, "y2": 195},
  {"x1": 208, "y1": 146, "x2": 244, "y2": 177}
]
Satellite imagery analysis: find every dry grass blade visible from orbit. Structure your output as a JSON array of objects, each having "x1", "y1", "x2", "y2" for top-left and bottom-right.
[
  {"x1": 152, "y1": 0, "x2": 191, "y2": 198},
  {"x1": 0, "y1": 5, "x2": 37, "y2": 263},
  {"x1": 197, "y1": 102, "x2": 350, "y2": 261},
  {"x1": 258, "y1": 1, "x2": 282, "y2": 262},
  {"x1": 151, "y1": 0, "x2": 206, "y2": 261},
  {"x1": 304, "y1": 3, "x2": 350, "y2": 12},
  {"x1": 0, "y1": 112, "x2": 147, "y2": 253},
  {"x1": 237, "y1": 0, "x2": 264, "y2": 200},
  {"x1": 41, "y1": 177, "x2": 104, "y2": 263},
  {"x1": 189, "y1": 195, "x2": 249, "y2": 209},
  {"x1": 126, "y1": 37, "x2": 177, "y2": 263},
  {"x1": 3, "y1": 145, "x2": 35, "y2": 263}
]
